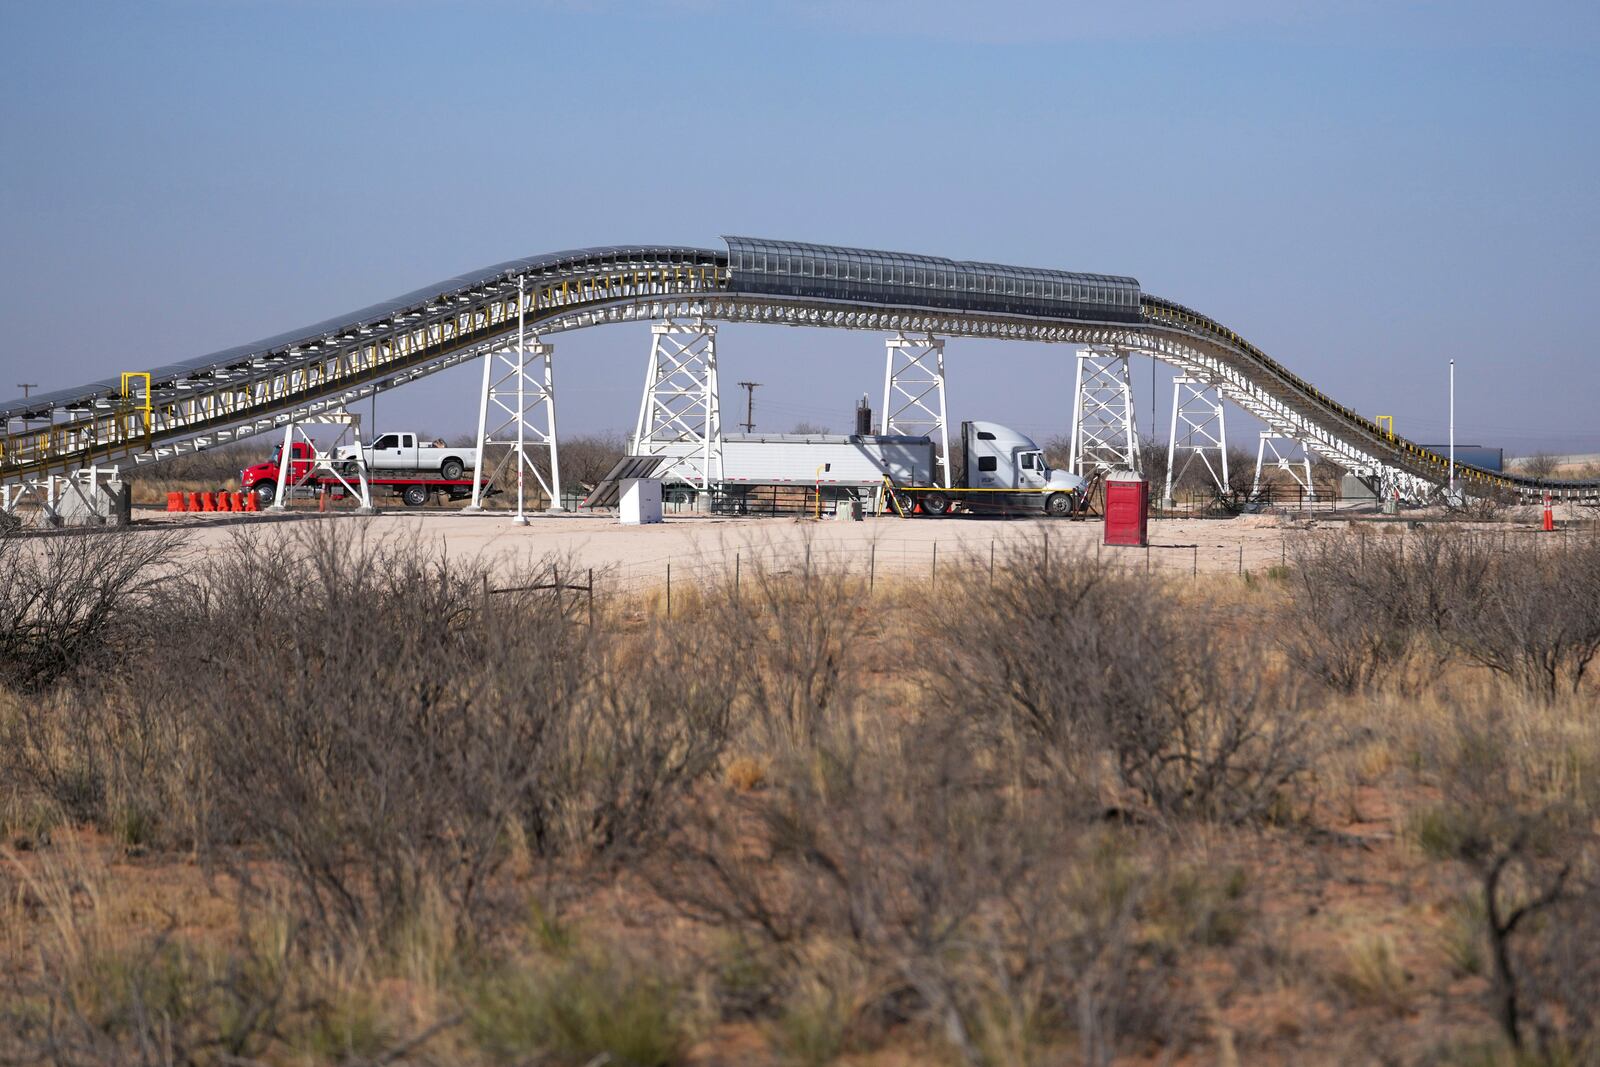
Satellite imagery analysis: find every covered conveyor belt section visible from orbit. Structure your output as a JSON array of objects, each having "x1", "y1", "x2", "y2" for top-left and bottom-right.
[{"x1": 3, "y1": 236, "x2": 1596, "y2": 506}]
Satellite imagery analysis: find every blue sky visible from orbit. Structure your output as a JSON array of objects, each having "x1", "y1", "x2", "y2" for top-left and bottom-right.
[{"x1": 2, "y1": 0, "x2": 1596, "y2": 454}]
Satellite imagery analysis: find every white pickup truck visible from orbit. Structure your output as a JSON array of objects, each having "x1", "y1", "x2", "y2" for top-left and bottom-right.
[{"x1": 335, "y1": 432, "x2": 478, "y2": 480}]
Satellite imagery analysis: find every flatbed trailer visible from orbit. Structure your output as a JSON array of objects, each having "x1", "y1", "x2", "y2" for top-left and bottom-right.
[
  {"x1": 881, "y1": 474, "x2": 1099, "y2": 519},
  {"x1": 315, "y1": 475, "x2": 484, "y2": 507}
]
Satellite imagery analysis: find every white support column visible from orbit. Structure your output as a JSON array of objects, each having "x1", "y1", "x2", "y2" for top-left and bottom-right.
[
  {"x1": 267, "y1": 409, "x2": 373, "y2": 513},
  {"x1": 1252, "y1": 432, "x2": 1315, "y2": 504},
  {"x1": 632, "y1": 319, "x2": 722, "y2": 492},
  {"x1": 1163, "y1": 377, "x2": 1229, "y2": 506},
  {"x1": 881, "y1": 333, "x2": 950, "y2": 488},
  {"x1": 1068, "y1": 345, "x2": 1140, "y2": 475},
  {"x1": 270, "y1": 421, "x2": 295, "y2": 511},
  {"x1": 464, "y1": 277, "x2": 563, "y2": 517}
]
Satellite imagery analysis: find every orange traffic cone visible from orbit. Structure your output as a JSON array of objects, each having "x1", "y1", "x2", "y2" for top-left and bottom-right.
[
  {"x1": 201, "y1": 492, "x2": 216, "y2": 512},
  {"x1": 1543, "y1": 493, "x2": 1555, "y2": 532},
  {"x1": 166, "y1": 492, "x2": 184, "y2": 512},
  {"x1": 243, "y1": 491, "x2": 258, "y2": 513},
  {"x1": 188, "y1": 491, "x2": 203, "y2": 512},
  {"x1": 217, "y1": 491, "x2": 233, "y2": 513}
]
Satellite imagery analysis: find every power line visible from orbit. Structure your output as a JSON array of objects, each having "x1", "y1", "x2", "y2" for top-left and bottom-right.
[{"x1": 16, "y1": 383, "x2": 38, "y2": 398}]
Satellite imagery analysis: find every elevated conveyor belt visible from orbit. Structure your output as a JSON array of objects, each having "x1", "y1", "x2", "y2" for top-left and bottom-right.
[{"x1": 2, "y1": 237, "x2": 1594, "y2": 503}]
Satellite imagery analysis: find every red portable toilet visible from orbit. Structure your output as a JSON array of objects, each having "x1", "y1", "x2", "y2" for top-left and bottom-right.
[{"x1": 1104, "y1": 470, "x2": 1148, "y2": 547}]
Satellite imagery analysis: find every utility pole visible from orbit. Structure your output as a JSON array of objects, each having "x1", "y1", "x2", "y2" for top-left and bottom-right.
[
  {"x1": 1448, "y1": 358, "x2": 1456, "y2": 504},
  {"x1": 17, "y1": 383, "x2": 38, "y2": 398},
  {"x1": 737, "y1": 381, "x2": 760, "y2": 433}
]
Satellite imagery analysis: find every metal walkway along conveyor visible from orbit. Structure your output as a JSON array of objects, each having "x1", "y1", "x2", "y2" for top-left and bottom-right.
[{"x1": 3, "y1": 236, "x2": 1596, "y2": 519}]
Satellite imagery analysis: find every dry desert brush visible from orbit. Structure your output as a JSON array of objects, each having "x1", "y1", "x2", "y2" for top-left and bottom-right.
[
  {"x1": 921, "y1": 536, "x2": 1316, "y2": 824},
  {"x1": 1284, "y1": 528, "x2": 1600, "y2": 701},
  {"x1": 0, "y1": 525, "x2": 188, "y2": 692}
]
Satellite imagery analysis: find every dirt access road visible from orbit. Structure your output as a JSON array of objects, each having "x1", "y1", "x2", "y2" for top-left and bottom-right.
[{"x1": 129, "y1": 505, "x2": 1570, "y2": 593}]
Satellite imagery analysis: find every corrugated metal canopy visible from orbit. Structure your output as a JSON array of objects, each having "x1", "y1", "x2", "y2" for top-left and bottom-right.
[{"x1": 724, "y1": 235, "x2": 1140, "y2": 292}]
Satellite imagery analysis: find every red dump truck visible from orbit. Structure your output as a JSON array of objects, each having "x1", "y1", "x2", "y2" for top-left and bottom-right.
[{"x1": 240, "y1": 441, "x2": 483, "y2": 507}]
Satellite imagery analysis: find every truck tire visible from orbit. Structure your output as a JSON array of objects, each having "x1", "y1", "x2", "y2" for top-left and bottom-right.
[
  {"x1": 1046, "y1": 492, "x2": 1073, "y2": 517},
  {"x1": 253, "y1": 481, "x2": 276, "y2": 505},
  {"x1": 402, "y1": 485, "x2": 430, "y2": 507},
  {"x1": 920, "y1": 491, "x2": 950, "y2": 517},
  {"x1": 440, "y1": 458, "x2": 465, "y2": 481}
]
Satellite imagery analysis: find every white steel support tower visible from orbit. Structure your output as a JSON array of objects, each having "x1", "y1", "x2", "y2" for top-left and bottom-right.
[
  {"x1": 1163, "y1": 377, "x2": 1229, "y2": 505},
  {"x1": 267, "y1": 409, "x2": 374, "y2": 513},
  {"x1": 465, "y1": 276, "x2": 563, "y2": 521},
  {"x1": 632, "y1": 319, "x2": 723, "y2": 490},
  {"x1": 881, "y1": 332, "x2": 951, "y2": 488},
  {"x1": 1252, "y1": 432, "x2": 1315, "y2": 502},
  {"x1": 1068, "y1": 345, "x2": 1140, "y2": 475}
]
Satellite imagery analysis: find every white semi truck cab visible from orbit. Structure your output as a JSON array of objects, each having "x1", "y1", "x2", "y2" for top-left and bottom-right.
[
  {"x1": 897, "y1": 420, "x2": 1087, "y2": 517},
  {"x1": 963, "y1": 421, "x2": 1084, "y2": 495}
]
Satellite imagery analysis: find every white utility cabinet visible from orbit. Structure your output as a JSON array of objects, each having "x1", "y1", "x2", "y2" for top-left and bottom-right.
[{"x1": 619, "y1": 478, "x2": 663, "y2": 525}]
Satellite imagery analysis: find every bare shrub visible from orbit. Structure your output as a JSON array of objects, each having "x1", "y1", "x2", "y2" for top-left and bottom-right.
[
  {"x1": 120, "y1": 523, "x2": 740, "y2": 939},
  {"x1": 1280, "y1": 530, "x2": 1470, "y2": 694},
  {"x1": 0, "y1": 528, "x2": 188, "y2": 692},
  {"x1": 156, "y1": 525, "x2": 563, "y2": 936},
  {"x1": 701, "y1": 551, "x2": 875, "y2": 757},
  {"x1": 1410, "y1": 704, "x2": 1600, "y2": 1057},
  {"x1": 920, "y1": 537, "x2": 1313, "y2": 824},
  {"x1": 1436, "y1": 534, "x2": 1600, "y2": 701},
  {"x1": 1, "y1": 682, "x2": 203, "y2": 845},
  {"x1": 1518, "y1": 452, "x2": 1560, "y2": 480},
  {"x1": 558, "y1": 431, "x2": 629, "y2": 488},
  {"x1": 655, "y1": 714, "x2": 1217, "y2": 1065},
  {"x1": 537, "y1": 616, "x2": 738, "y2": 856},
  {"x1": 1283, "y1": 529, "x2": 1600, "y2": 702}
]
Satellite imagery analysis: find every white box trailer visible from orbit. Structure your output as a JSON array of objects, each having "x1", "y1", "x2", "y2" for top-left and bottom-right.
[{"x1": 650, "y1": 433, "x2": 935, "y2": 490}]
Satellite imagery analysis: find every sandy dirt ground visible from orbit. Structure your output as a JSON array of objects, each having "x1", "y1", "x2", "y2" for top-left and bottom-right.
[{"x1": 118, "y1": 502, "x2": 1598, "y2": 593}]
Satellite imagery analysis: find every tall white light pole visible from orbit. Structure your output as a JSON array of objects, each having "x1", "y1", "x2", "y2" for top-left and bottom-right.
[
  {"x1": 513, "y1": 275, "x2": 528, "y2": 526},
  {"x1": 1448, "y1": 358, "x2": 1456, "y2": 504}
]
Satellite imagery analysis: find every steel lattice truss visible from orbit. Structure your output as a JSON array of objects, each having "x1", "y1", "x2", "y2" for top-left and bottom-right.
[
  {"x1": 469, "y1": 340, "x2": 561, "y2": 515},
  {"x1": 1165, "y1": 378, "x2": 1229, "y2": 501},
  {"x1": 1069, "y1": 346, "x2": 1141, "y2": 475},
  {"x1": 1253, "y1": 434, "x2": 1315, "y2": 498},
  {"x1": 881, "y1": 333, "x2": 951, "y2": 488},
  {"x1": 4, "y1": 239, "x2": 1595, "y2": 509},
  {"x1": 632, "y1": 320, "x2": 722, "y2": 490}
]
